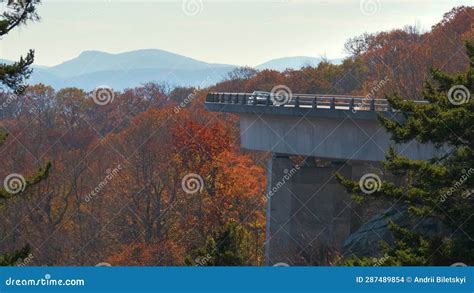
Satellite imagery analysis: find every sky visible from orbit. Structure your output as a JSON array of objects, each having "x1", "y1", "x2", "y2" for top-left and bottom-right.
[{"x1": 1, "y1": 0, "x2": 472, "y2": 67}]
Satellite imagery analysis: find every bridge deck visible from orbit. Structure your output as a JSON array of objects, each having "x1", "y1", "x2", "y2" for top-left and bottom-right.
[
  {"x1": 205, "y1": 92, "x2": 428, "y2": 120},
  {"x1": 204, "y1": 92, "x2": 444, "y2": 161}
]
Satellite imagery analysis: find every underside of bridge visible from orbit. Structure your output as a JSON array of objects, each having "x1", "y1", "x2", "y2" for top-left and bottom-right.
[
  {"x1": 205, "y1": 92, "x2": 445, "y2": 265},
  {"x1": 265, "y1": 155, "x2": 399, "y2": 265}
]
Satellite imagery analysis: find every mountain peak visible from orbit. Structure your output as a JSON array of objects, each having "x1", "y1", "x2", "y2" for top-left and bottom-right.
[
  {"x1": 48, "y1": 48, "x2": 219, "y2": 79},
  {"x1": 256, "y1": 56, "x2": 342, "y2": 71},
  {"x1": 78, "y1": 50, "x2": 110, "y2": 57}
]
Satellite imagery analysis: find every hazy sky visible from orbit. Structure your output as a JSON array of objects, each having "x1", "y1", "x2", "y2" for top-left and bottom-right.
[{"x1": 1, "y1": 0, "x2": 472, "y2": 67}]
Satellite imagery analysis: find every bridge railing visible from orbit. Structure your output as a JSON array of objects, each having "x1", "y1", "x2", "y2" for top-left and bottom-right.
[{"x1": 206, "y1": 92, "x2": 428, "y2": 112}]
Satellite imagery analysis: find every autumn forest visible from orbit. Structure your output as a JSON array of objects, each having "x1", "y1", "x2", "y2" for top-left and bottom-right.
[{"x1": 0, "y1": 5, "x2": 473, "y2": 266}]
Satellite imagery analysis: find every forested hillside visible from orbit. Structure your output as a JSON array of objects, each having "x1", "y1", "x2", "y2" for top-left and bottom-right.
[{"x1": 0, "y1": 6, "x2": 472, "y2": 266}]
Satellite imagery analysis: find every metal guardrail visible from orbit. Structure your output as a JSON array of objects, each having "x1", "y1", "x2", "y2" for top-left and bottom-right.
[{"x1": 206, "y1": 92, "x2": 428, "y2": 112}]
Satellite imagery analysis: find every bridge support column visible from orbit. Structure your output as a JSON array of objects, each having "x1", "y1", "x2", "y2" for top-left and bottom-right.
[
  {"x1": 265, "y1": 156, "x2": 362, "y2": 266},
  {"x1": 265, "y1": 154, "x2": 294, "y2": 265}
]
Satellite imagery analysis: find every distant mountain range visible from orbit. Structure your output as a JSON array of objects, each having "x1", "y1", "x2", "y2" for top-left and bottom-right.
[{"x1": 2, "y1": 50, "x2": 343, "y2": 91}]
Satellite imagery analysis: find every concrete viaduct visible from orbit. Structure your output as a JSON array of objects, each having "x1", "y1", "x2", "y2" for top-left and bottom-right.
[{"x1": 205, "y1": 91, "x2": 443, "y2": 265}]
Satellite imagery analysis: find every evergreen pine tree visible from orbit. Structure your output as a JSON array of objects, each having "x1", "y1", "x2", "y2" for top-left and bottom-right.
[
  {"x1": 337, "y1": 41, "x2": 474, "y2": 266},
  {"x1": 0, "y1": 0, "x2": 40, "y2": 93},
  {"x1": 0, "y1": 0, "x2": 50, "y2": 266},
  {"x1": 185, "y1": 223, "x2": 252, "y2": 266}
]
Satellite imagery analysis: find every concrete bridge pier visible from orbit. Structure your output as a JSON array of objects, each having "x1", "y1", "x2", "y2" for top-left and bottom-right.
[
  {"x1": 265, "y1": 155, "x2": 385, "y2": 266},
  {"x1": 264, "y1": 154, "x2": 294, "y2": 265}
]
